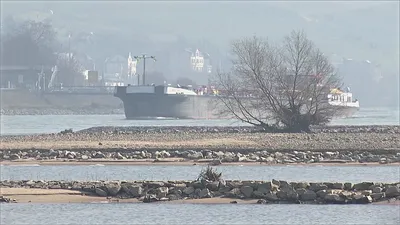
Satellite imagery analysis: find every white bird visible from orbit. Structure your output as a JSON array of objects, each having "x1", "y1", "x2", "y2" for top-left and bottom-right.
[{"x1": 50, "y1": 10, "x2": 54, "y2": 15}]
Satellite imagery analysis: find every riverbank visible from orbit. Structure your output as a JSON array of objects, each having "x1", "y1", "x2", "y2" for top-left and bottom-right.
[
  {"x1": 1, "y1": 126, "x2": 399, "y2": 164},
  {"x1": 0, "y1": 108, "x2": 124, "y2": 115},
  {"x1": 1, "y1": 179, "x2": 399, "y2": 205}
]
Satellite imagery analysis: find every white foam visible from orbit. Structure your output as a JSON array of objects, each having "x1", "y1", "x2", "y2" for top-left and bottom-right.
[
  {"x1": 8, "y1": 164, "x2": 40, "y2": 167},
  {"x1": 89, "y1": 164, "x2": 105, "y2": 167}
]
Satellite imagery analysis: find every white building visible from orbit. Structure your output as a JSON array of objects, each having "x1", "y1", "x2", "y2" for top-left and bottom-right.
[
  {"x1": 127, "y1": 52, "x2": 138, "y2": 78},
  {"x1": 190, "y1": 49, "x2": 205, "y2": 72}
]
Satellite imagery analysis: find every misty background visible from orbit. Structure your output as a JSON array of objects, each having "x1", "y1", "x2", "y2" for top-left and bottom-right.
[{"x1": 1, "y1": 1, "x2": 399, "y2": 108}]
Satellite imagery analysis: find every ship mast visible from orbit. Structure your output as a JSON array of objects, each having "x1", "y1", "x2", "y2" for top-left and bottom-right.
[{"x1": 133, "y1": 54, "x2": 156, "y2": 85}]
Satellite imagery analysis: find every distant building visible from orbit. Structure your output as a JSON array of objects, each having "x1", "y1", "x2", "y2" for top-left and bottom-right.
[
  {"x1": 190, "y1": 49, "x2": 205, "y2": 72},
  {"x1": 104, "y1": 55, "x2": 126, "y2": 78},
  {"x1": 189, "y1": 49, "x2": 212, "y2": 74},
  {"x1": 127, "y1": 52, "x2": 138, "y2": 78}
]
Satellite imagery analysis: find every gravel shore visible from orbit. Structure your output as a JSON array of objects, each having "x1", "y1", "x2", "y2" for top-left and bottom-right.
[{"x1": 0, "y1": 125, "x2": 399, "y2": 164}]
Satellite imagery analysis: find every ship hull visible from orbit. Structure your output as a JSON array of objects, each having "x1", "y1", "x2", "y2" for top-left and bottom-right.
[
  {"x1": 121, "y1": 94, "x2": 219, "y2": 119},
  {"x1": 332, "y1": 105, "x2": 360, "y2": 118},
  {"x1": 116, "y1": 93, "x2": 360, "y2": 120}
]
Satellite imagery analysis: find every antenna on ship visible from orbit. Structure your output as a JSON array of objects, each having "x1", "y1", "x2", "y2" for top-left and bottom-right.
[{"x1": 134, "y1": 54, "x2": 156, "y2": 85}]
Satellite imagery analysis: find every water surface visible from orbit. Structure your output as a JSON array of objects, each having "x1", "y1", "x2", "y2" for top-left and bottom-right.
[
  {"x1": 1, "y1": 164, "x2": 399, "y2": 182},
  {"x1": 1, "y1": 203, "x2": 399, "y2": 225},
  {"x1": 1, "y1": 107, "x2": 398, "y2": 135}
]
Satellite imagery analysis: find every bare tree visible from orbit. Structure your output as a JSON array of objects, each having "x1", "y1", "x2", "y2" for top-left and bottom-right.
[
  {"x1": 1, "y1": 20, "x2": 57, "y2": 67},
  {"x1": 56, "y1": 54, "x2": 85, "y2": 86},
  {"x1": 213, "y1": 30, "x2": 341, "y2": 132}
]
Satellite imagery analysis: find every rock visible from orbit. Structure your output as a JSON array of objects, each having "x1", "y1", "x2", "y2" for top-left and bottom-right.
[
  {"x1": 94, "y1": 152, "x2": 105, "y2": 158},
  {"x1": 48, "y1": 149, "x2": 58, "y2": 157},
  {"x1": 265, "y1": 156, "x2": 275, "y2": 163},
  {"x1": 81, "y1": 155, "x2": 89, "y2": 160},
  {"x1": 194, "y1": 188, "x2": 201, "y2": 196},
  {"x1": 66, "y1": 152, "x2": 76, "y2": 159},
  {"x1": 183, "y1": 187, "x2": 195, "y2": 195},
  {"x1": 226, "y1": 181, "x2": 242, "y2": 189},
  {"x1": 187, "y1": 152, "x2": 203, "y2": 159},
  {"x1": 240, "y1": 186, "x2": 253, "y2": 198},
  {"x1": 361, "y1": 190, "x2": 372, "y2": 196},
  {"x1": 295, "y1": 182, "x2": 309, "y2": 189},
  {"x1": 105, "y1": 182, "x2": 121, "y2": 196},
  {"x1": 385, "y1": 186, "x2": 400, "y2": 197},
  {"x1": 156, "y1": 187, "x2": 169, "y2": 198},
  {"x1": 296, "y1": 188, "x2": 307, "y2": 196},
  {"x1": 371, "y1": 193, "x2": 385, "y2": 201},
  {"x1": 353, "y1": 182, "x2": 374, "y2": 191},
  {"x1": 121, "y1": 184, "x2": 142, "y2": 197},
  {"x1": 198, "y1": 188, "x2": 211, "y2": 198},
  {"x1": 300, "y1": 190, "x2": 317, "y2": 201},
  {"x1": 353, "y1": 195, "x2": 373, "y2": 204},
  {"x1": 277, "y1": 188, "x2": 298, "y2": 201},
  {"x1": 230, "y1": 201, "x2": 238, "y2": 204},
  {"x1": 265, "y1": 192, "x2": 279, "y2": 201},
  {"x1": 9, "y1": 154, "x2": 20, "y2": 160},
  {"x1": 309, "y1": 183, "x2": 328, "y2": 192},
  {"x1": 115, "y1": 152, "x2": 125, "y2": 160},
  {"x1": 95, "y1": 188, "x2": 108, "y2": 197},
  {"x1": 190, "y1": 181, "x2": 204, "y2": 189},
  {"x1": 372, "y1": 187, "x2": 383, "y2": 193},
  {"x1": 0, "y1": 196, "x2": 16, "y2": 203},
  {"x1": 206, "y1": 181, "x2": 220, "y2": 191},
  {"x1": 279, "y1": 181, "x2": 291, "y2": 189},
  {"x1": 344, "y1": 183, "x2": 353, "y2": 190},
  {"x1": 332, "y1": 183, "x2": 344, "y2": 189},
  {"x1": 25, "y1": 180, "x2": 36, "y2": 186},
  {"x1": 324, "y1": 194, "x2": 345, "y2": 204},
  {"x1": 167, "y1": 194, "x2": 180, "y2": 201},
  {"x1": 258, "y1": 182, "x2": 279, "y2": 192},
  {"x1": 208, "y1": 159, "x2": 222, "y2": 166},
  {"x1": 218, "y1": 186, "x2": 232, "y2": 193},
  {"x1": 271, "y1": 179, "x2": 280, "y2": 186},
  {"x1": 146, "y1": 182, "x2": 165, "y2": 189},
  {"x1": 257, "y1": 199, "x2": 268, "y2": 204},
  {"x1": 143, "y1": 194, "x2": 158, "y2": 203},
  {"x1": 225, "y1": 188, "x2": 241, "y2": 198},
  {"x1": 252, "y1": 190, "x2": 266, "y2": 198}
]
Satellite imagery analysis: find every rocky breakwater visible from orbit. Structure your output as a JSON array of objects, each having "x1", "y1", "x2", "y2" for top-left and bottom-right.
[
  {"x1": 1, "y1": 179, "x2": 399, "y2": 204},
  {"x1": 2, "y1": 149, "x2": 400, "y2": 165}
]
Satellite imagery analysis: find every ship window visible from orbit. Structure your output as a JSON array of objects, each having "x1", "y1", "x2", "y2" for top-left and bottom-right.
[{"x1": 347, "y1": 97, "x2": 351, "y2": 102}]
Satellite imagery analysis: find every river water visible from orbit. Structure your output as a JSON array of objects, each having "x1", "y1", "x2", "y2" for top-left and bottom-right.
[
  {"x1": 1, "y1": 107, "x2": 399, "y2": 224},
  {"x1": 1, "y1": 203, "x2": 399, "y2": 225},
  {"x1": 1, "y1": 164, "x2": 400, "y2": 183},
  {"x1": 1, "y1": 107, "x2": 399, "y2": 135}
]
